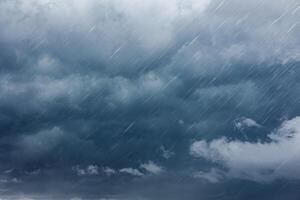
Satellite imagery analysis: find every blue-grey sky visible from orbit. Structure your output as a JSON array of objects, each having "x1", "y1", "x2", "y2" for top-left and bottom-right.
[{"x1": 0, "y1": 0, "x2": 300, "y2": 199}]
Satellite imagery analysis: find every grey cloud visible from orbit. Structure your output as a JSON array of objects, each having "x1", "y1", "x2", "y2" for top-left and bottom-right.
[
  {"x1": 140, "y1": 161, "x2": 163, "y2": 175},
  {"x1": 193, "y1": 168, "x2": 224, "y2": 183},
  {"x1": 0, "y1": 0, "x2": 300, "y2": 199}
]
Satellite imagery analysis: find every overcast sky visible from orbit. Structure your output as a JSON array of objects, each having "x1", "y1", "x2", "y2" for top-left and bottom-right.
[{"x1": 0, "y1": 0, "x2": 300, "y2": 199}]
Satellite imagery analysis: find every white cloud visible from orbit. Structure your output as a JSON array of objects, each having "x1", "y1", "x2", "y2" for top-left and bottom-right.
[
  {"x1": 102, "y1": 167, "x2": 117, "y2": 176},
  {"x1": 190, "y1": 116, "x2": 300, "y2": 182},
  {"x1": 86, "y1": 165, "x2": 99, "y2": 175},
  {"x1": 140, "y1": 161, "x2": 163, "y2": 175},
  {"x1": 0, "y1": 177, "x2": 21, "y2": 184},
  {"x1": 233, "y1": 117, "x2": 262, "y2": 132},
  {"x1": 73, "y1": 165, "x2": 99, "y2": 176},
  {"x1": 119, "y1": 168, "x2": 144, "y2": 176}
]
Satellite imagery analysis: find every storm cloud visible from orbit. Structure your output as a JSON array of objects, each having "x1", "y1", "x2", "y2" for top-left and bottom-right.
[{"x1": 0, "y1": 0, "x2": 300, "y2": 199}]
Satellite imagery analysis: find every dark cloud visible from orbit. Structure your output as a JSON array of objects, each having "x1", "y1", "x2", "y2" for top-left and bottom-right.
[{"x1": 0, "y1": 0, "x2": 300, "y2": 199}]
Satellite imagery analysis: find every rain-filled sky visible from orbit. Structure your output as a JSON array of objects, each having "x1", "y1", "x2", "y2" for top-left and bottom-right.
[{"x1": 1, "y1": 0, "x2": 300, "y2": 199}]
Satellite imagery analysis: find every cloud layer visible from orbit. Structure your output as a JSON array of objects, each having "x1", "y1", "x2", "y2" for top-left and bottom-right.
[{"x1": 0, "y1": 0, "x2": 300, "y2": 199}]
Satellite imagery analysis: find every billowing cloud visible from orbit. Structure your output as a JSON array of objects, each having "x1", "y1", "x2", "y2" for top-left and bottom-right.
[
  {"x1": 190, "y1": 117, "x2": 300, "y2": 182},
  {"x1": 140, "y1": 161, "x2": 163, "y2": 175},
  {"x1": 233, "y1": 117, "x2": 262, "y2": 132},
  {"x1": 0, "y1": 0, "x2": 300, "y2": 199}
]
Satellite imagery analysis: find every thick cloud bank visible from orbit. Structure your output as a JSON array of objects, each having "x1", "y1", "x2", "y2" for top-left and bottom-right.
[{"x1": 0, "y1": 0, "x2": 300, "y2": 199}]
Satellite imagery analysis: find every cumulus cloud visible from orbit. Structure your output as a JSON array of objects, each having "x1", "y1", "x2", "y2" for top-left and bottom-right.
[
  {"x1": 102, "y1": 167, "x2": 117, "y2": 176},
  {"x1": 119, "y1": 168, "x2": 144, "y2": 177},
  {"x1": 190, "y1": 117, "x2": 300, "y2": 182},
  {"x1": 233, "y1": 117, "x2": 262, "y2": 132},
  {"x1": 73, "y1": 165, "x2": 99, "y2": 176},
  {"x1": 140, "y1": 161, "x2": 163, "y2": 175}
]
